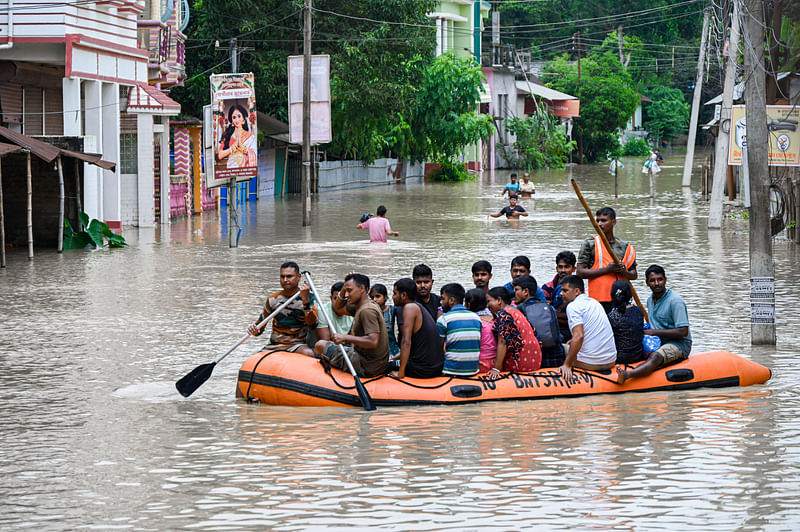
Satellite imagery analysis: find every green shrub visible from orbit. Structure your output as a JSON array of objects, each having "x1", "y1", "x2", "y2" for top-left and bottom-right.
[
  {"x1": 622, "y1": 138, "x2": 651, "y2": 156},
  {"x1": 64, "y1": 212, "x2": 128, "y2": 249},
  {"x1": 506, "y1": 111, "x2": 576, "y2": 170},
  {"x1": 428, "y1": 160, "x2": 474, "y2": 182}
]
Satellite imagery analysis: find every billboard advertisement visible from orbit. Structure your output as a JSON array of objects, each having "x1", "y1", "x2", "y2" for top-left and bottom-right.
[
  {"x1": 209, "y1": 73, "x2": 258, "y2": 187},
  {"x1": 288, "y1": 55, "x2": 332, "y2": 145},
  {"x1": 728, "y1": 104, "x2": 799, "y2": 167}
]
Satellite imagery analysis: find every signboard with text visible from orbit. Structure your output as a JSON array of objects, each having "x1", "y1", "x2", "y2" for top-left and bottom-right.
[
  {"x1": 728, "y1": 105, "x2": 799, "y2": 166},
  {"x1": 209, "y1": 73, "x2": 258, "y2": 188},
  {"x1": 288, "y1": 55, "x2": 332, "y2": 145}
]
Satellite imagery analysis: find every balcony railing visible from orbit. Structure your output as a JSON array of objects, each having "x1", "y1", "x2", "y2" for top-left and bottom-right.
[{"x1": 137, "y1": 20, "x2": 171, "y2": 66}]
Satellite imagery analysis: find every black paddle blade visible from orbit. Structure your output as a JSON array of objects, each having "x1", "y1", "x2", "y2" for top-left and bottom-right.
[
  {"x1": 353, "y1": 377, "x2": 376, "y2": 411},
  {"x1": 175, "y1": 362, "x2": 216, "y2": 397}
]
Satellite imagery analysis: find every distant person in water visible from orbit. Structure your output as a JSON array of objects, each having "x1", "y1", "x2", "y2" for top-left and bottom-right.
[
  {"x1": 500, "y1": 173, "x2": 519, "y2": 197},
  {"x1": 489, "y1": 194, "x2": 527, "y2": 219},
  {"x1": 518, "y1": 172, "x2": 535, "y2": 198},
  {"x1": 356, "y1": 205, "x2": 399, "y2": 243}
]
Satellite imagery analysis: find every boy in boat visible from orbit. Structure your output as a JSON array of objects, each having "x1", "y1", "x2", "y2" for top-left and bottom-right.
[
  {"x1": 558, "y1": 275, "x2": 617, "y2": 381},
  {"x1": 356, "y1": 205, "x2": 399, "y2": 243},
  {"x1": 542, "y1": 251, "x2": 577, "y2": 340},
  {"x1": 500, "y1": 173, "x2": 519, "y2": 197},
  {"x1": 392, "y1": 278, "x2": 444, "y2": 379},
  {"x1": 471, "y1": 260, "x2": 493, "y2": 296},
  {"x1": 248, "y1": 261, "x2": 317, "y2": 356},
  {"x1": 315, "y1": 273, "x2": 389, "y2": 378},
  {"x1": 616, "y1": 265, "x2": 692, "y2": 384},
  {"x1": 503, "y1": 255, "x2": 547, "y2": 302},
  {"x1": 489, "y1": 194, "x2": 528, "y2": 219},
  {"x1": 576, "y1": 207, "x2": 637, "y2": 313},
  {"x1": 511, "y1": 275, "x2": 565, "y2": 368},
  {"x1": 518, "y1": 172, "x2": 535, "y2": 198},
  {"x1": 412, "y1": 263, "x2": 441, "y2": 320},
  {"x1": 312, "y1": 281, "x2": 353, "y2": 341},
  {"x1": 437, "y1": 283, "x2": 482, "y2": 376}
]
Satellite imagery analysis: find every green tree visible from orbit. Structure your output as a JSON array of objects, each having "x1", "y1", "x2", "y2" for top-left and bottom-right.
[
  {"x1": 396, "y1": 53, "x2": 494, "y2": 163},
  {"x1": 544, "y1": 50, "x2": 639, "y2": 162},
  {"x1": 644, "y1": 86, "x2": 690, "y2": 144},
  {"x1": 506, "y1": 111, "x2": 576, "y2": 169}
]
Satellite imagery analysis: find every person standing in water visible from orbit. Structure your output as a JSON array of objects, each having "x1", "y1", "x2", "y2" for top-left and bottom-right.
[{"x1": 356, "y1": 205, "x2": 399, "y2": 243}]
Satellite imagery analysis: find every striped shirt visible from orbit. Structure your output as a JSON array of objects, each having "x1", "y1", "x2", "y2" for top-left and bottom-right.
[{"x1": 436, "y1": 304, "x2": 481, "y2": 376}]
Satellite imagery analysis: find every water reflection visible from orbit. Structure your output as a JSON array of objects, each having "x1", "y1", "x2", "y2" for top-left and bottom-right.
[{"x1": 1, "y1": 155, "x2": 799, "y2": 529}]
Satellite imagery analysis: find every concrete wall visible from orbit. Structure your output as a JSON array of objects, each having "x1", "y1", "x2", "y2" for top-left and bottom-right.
[{"x1": 317, "y1": 159, "x2": 424, "y2": 192}]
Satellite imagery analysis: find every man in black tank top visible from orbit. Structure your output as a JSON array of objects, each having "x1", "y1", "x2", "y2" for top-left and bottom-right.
[{"x1": 392, "y1": 278, "x2": 444, "y2": 378}]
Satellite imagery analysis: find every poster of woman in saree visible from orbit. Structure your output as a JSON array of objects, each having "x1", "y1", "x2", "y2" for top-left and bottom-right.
[{"x1": 217, "y1": 102, "x2": 257, "y2": 169}]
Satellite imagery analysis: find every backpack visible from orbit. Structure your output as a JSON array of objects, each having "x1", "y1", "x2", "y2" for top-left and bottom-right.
[{"x1": 518, "y1": 299, "x2": 562, "y2": 351}]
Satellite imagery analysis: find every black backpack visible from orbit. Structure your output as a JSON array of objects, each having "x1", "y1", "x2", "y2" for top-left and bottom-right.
[{"x1": 518, "y1": 299, "x2": 562, "y2": 350}]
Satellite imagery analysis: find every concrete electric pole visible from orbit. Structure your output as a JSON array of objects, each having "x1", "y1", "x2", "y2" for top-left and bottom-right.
[
  {"x1": 743, "y1": 0, "x2": 776, "y2": 344},
  {"x1": 302, "y1": 0, "x2": 312, "y2": 226},
  {"x1": 682, "y1": 9, "x2": 711, "y2": 187}
]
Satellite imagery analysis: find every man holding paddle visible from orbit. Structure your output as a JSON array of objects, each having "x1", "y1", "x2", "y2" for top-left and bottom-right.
[
  {"x1": 576, "y1": 207, "x2": 637, "y2": 313},
  {"x1": 248, "y1": 261, "x2": 317, "y2": 357}
]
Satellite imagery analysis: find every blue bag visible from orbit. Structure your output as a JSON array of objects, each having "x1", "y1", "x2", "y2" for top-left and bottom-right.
[{"x1": 642, "y1": 323, "x2": 662, "y2": 353}]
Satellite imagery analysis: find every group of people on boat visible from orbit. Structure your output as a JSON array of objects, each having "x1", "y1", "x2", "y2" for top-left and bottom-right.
[{"x1": 249, "y1": 206, "x2": 691, "y2": 385}]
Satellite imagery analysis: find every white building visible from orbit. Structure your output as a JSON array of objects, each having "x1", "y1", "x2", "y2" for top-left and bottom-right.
[{"x1": 0, "y1": 0, "x2": 186, "y2": 229}]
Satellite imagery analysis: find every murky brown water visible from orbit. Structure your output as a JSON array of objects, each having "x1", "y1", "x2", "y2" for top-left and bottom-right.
[{"x1": 2, "y1": 154, "x2": 800, "y2": 530}]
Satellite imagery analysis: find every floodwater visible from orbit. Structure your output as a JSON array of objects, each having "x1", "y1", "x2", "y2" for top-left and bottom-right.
[{"x1": 2, "y1": 155, "x2": 800, "y2": 530}]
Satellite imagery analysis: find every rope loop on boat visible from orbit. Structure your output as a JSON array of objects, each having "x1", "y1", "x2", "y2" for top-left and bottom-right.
[{"x1": 245, "y1": 351, "x2": 277, "y2": 402}]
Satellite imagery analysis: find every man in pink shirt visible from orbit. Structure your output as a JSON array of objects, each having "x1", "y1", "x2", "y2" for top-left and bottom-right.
[{"x1": 357, "y1": 205, "x2": 399, "y2": 243}]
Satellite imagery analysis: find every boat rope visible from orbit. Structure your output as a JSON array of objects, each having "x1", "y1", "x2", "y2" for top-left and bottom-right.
[
  {"x1": 318, "y1": 359, "x2": 621, "y2": 391},
  {"x1": 245, "y1": 350, "x2": 277, "y2": 402}
]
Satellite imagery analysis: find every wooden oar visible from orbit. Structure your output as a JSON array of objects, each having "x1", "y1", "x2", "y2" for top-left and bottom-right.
[
  {"x1": 302, "y1": 270, "x2": 376, "y2": 411},
  {"x1": 175, "y1": 290, "x2": 303, "y2": 397},
  {"x1": 570, "y1": 178, "x2": 649, "y2": 321}
]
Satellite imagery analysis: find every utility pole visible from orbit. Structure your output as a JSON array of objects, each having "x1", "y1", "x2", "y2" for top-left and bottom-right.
[
  {"x1": 681, "y1": 8, "x2": 711, "y2": 187},
  {"x1": 574, "y1": 32, "x2": 583, "y2": 164},
  {"x1": 743, "y1": 0, "x2": 776, "y2": 345},
  {"x1": 227, "y1": 38, "x2": 240, "y2": 247},
  {"x1": 708, "y1": 0, "x2": 741, "y2": 229},
  {"x1": 301, "y1": 0, "x2": 312, "y2": 226},
  {"x1": 618, "y1": 26, "x2": 624, "y2": 66}
]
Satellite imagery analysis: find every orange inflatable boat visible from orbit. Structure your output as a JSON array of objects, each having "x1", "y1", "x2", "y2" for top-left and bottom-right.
[{"x1": 236, "y1": 350, "x2": 770, "y2": 407}]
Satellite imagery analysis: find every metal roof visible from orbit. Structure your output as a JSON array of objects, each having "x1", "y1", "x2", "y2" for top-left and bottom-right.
[
  {"x1": 0, "y1": 125, "x2": 116, "y2": 169},
  {"x1": 515, "y1": 80, "x2": 577, "y2": 101}
]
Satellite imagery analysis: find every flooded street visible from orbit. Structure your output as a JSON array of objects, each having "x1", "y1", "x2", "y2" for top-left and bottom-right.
[{"x1": 2, "y1": 157, "x2": 800, "y2": 530}]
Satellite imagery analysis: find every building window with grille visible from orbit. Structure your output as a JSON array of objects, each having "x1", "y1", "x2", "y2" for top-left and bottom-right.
[{"x1": 119, "y1": 86, "x2": 138, "y2": 173}]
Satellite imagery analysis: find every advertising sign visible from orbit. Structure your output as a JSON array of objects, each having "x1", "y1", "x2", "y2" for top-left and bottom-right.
[
  {"x1": 552, "y1": 99, "x2": 580, "y2": 118},
  {"x1": 209, "y1": 73, "x2": 258, "y2": 188},
  {"x1": 728, "y1": 105, "x2": 800, "y2": 166},
  {"x1": 288, "y1": 55, "x2": 332, "y2": 145}
]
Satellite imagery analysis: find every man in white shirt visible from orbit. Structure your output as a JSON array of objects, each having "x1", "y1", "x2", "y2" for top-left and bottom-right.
[{"x1": 558, "y1": 275, "x2": 617, "y2": 380}]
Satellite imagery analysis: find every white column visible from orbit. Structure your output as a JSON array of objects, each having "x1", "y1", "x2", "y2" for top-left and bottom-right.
[
  {"x1": 62, "y1": 77, "x2": 81, "y2": 135},
  {"x1": 435, "y1": 18, "x2": 442, "y2": 56},
  {"x1": 83, "y1": 80, "x2": 103, "y2": 221},
  {"x1": 101, "y1": 82, "x2": 121, "y2": 224},
  {"x1": 442, "y1": 20, "x2": 448, "y2": 54},
  {"x1": 136, "y1": 113, "x2": 155, "y2": 227},
  {"x1": 156, "y1": 121, "x2": 171, "y2": 224}
]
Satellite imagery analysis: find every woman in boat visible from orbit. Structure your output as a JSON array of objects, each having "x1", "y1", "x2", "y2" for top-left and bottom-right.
[
  {"x1": 465, "y1": 288, "x2": 496, "y2": 373},
  {"x1": 218, "y1": 104, "x2": 257, "y2": 168},
  {"x1": 606, "y1": 280, "x2": 645, "y2": 365},
  {"x1": 486, "y1": 287, "x2": 542, "y2": 379},
  {"x1": 369, "y1": 284, "x2": 399, "y2": 358}
]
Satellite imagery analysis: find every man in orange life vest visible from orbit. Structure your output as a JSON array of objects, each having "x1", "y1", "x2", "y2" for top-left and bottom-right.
[{"x1": 576, "y1": 207, "x2": 637, "y2": 313}]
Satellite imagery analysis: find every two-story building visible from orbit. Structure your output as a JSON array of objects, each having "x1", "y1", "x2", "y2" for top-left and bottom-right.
[
  {"x1": 0, "y1": 0, "x2": 185, "y2": 230},
  {"x1": 428, "y1": 0, "x2": 491, "y2": 172}
]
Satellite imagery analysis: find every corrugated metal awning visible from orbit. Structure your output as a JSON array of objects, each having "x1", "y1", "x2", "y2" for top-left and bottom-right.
[
  {"x1": 516, "y1": 80, "x2": 577, "y2": 102},
  {"x1": 0, "y1": 125, "x2": 115, "y2": 169}
]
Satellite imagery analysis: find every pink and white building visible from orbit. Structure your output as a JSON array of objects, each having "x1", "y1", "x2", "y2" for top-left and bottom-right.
[{"x1": 0, "y1": 0, "x2": 186, "y2": 228}]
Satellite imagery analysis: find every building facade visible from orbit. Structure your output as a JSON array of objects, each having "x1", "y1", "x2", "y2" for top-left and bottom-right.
[{"x1": 0, "y1": 0, "x2": 186, "y2": 229}]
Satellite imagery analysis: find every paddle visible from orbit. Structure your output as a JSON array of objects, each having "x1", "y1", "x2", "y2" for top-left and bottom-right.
[
  {"x1": 570, "y1": 178, "x2": 649, "y2": 321},
  {"x1": 302, "y1": 270, "x2": 377, "y2": 411},
  {"x1": 175, "y1": 290, "x2": 303, "y2": 397}
]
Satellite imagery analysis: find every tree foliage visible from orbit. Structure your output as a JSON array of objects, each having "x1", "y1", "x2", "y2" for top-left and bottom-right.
[
  {"x1": 175, "y1": 0, "x2": 494, "y2": 164},
  {"x1": 395, "y1": 53, "x2": 494, "y2": 163},
  {"x1": 506, "y1": 111, "x2": 576, "y2": 169},
  {"x1": 644, "y1": 86, "x2": 690, "y2": 143},
  {"x1": 544, "y1": 50, "x2": 640, "y2": 162}
]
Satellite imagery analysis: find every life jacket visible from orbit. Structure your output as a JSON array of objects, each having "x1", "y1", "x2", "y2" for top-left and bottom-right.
[{"x1": 587, "y1": 235, "x2": 636, "y2": 302}]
